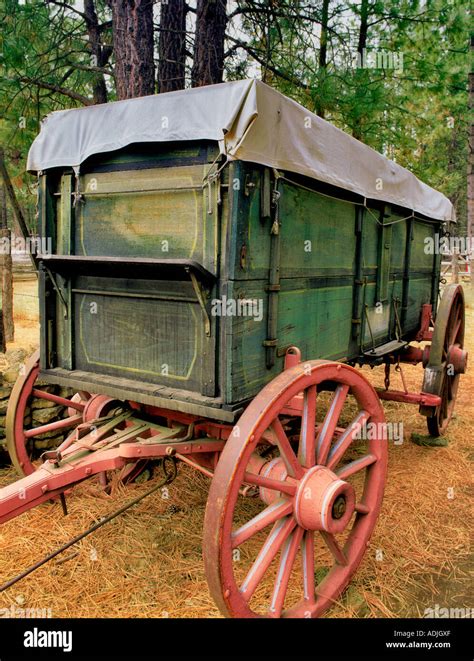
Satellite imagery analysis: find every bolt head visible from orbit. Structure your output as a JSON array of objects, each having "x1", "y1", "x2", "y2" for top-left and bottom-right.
[{"x1": 332, "y1": 495, "x2": 347, "y2": 519}]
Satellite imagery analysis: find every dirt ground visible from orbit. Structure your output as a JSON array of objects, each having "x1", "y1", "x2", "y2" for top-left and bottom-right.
[
  {"x1": 0, "y1": 275, "x2": 472, "y2": 618},
  {"x1": 1, "y1": 274, "x2": 39, "y2": 352}
]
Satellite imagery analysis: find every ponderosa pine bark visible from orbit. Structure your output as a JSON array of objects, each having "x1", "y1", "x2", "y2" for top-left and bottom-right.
[
  {"x1": 352, "y1": 0, "x2": 369, "y2": 140},
  {"x1": 315, "y1": 0, "x2": 330, "y2": 118},
  {"x1": 468, "y1": 33, "x2": 474, "y2": 242},
  {"x1": 191, "y1": 0, "x2": 227, "y2": 87},
  {"x1": 107, "y1": 0, "x2": 155, "y2": 100},
  {"x1": 84, "y1": 0, "x2": 111, "y2": 104},
  {"x1": 158, "y1": 0, "x2": 187, "y2": 92}
]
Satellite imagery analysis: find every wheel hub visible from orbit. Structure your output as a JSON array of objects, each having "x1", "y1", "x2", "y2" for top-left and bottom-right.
[
  {"x1": 258, "y1": 457, "x2": 288, "y2": 505},
  {"x1": 83, "y1": 394, "x2": 122, "y2": 422},
  {"x1": 294, "y1": 465, "x2": 355, "y2": 533},
  {"x1": 256, "y1": 458, "x2": 356, "y2": 532},
  {"x1": 447, "y1": 345, "x2": 468, "y2": 375}
]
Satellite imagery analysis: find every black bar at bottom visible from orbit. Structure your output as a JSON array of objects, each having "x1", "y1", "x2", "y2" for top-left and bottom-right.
[{"x1": 0, "y1": 616, "x2": 470, "y2": 659}]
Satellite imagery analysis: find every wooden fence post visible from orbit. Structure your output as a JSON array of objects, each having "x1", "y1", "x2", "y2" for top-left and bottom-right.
[
  {"x1": 0, "y1": 148, "x2": 37, "y2": 271},
  {"x1": 0, "y1": 182, "x2": 14, "y2": 343},
  {"x1": 0, "y1": 309, "x2": 5, "y2": 354}
]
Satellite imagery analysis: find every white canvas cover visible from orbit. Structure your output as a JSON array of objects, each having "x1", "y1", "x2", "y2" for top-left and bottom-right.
[{"x1": 27, "y1": 79, "x2": 454, "y2": 221}]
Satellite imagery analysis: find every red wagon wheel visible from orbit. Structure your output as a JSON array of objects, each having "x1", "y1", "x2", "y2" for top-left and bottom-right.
[
  {"x1": 6, "y1": 350, "x2": 89, "y2": 476},
  {"x1": 204, "y1": 360, "x2": 388, "y2": 618},
  {"x1": 422, "y1": 284, "x2": 467, "y2": 437}
]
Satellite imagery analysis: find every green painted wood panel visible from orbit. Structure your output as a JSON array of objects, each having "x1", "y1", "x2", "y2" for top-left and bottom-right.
[
  {"x1": 42, "y1": 143, "x2": 445, "y2": 410},
  {"x1": 48, "y1": 144, "x2": 220, "y2": 396},
  {"x1": 224, "y1": 162, "x2": 271, "y2": 281},
  {"x1": 75, "y1": 164, "x2": 218, "y2": 274},
  {"x1": 71, "y1": 276, "x2": 215, "y2": 393},
  {"x1": 222, "y1": 165, "x2": 443, "y2": 404},
  {"x1": 278, "y1": 181, "x2": 356, "y2": 276}
]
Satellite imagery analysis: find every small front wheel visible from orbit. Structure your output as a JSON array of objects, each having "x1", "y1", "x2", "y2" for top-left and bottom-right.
[{"x1": 6, "y1": 351, "x2": 89, "y2": 476}]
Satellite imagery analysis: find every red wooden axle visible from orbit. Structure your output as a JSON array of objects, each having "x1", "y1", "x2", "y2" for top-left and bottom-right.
[{"x1": 376, "y1": 389, "x2": 442, "y2": 407}]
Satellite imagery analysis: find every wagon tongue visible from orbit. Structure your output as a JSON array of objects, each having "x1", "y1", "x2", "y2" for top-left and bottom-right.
[{"x1": 0, "y1": 410, "x2": 186, "y2": 525}]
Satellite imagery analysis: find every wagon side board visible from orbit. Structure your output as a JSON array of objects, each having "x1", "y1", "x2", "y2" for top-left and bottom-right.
[{"x1": 221, "y1": 162, "x2": 444, "y2": 405}]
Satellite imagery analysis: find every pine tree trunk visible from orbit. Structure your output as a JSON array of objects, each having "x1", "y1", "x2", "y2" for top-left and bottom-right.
[
  {"x1": 0, "y1": 310, "x2": 5, "y2": 354},
  {"x1": 107, "y1": 0, "x2": 155, "y2": 100},
  {"x1": 352, "y1": 0, "x2": 369, "y2": 141},
  {"x1": 84, "y1": 0, "x2": 109, "y2": 104},
  {"x1": 158, "y1": 0, "x2": 187, "y2": 93},
  {"x1": 191, "y1": 0, "x2": 227, "y2": 87},
  {"x1": 316, "y1": 0, "x2": 330, "y2": 118},
  {"x1": 468, "y1": 34, "x2": 474, "y2": 243}
]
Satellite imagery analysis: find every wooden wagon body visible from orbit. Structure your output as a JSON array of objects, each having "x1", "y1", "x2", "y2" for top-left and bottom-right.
[
  {"x1": 36, "y1": 141, "x2": 443, "y2": 420},
  {"x1": 1, "y1": 80, "x2": 467, "y2": 619}
]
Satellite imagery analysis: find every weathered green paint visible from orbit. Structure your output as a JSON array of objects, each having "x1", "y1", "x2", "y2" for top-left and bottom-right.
[{"x1": 37, "y1": 141, "x2": 444, "y2": 415}]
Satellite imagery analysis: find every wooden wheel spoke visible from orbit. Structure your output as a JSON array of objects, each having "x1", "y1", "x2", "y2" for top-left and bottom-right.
[
  {"x1": 320, "y1": 531, "x2": 347, "y2": 566},
  {"x1": 31, "y1": 389, "x2": 85, "y2": 411},
  {"x1": 316, "y1": 384, "x2": 349, "y2": 465},
  {"x1": 240, "y1": 516, "x2": 297, "y2": 601},
  {"x1": 450, "y1": 317, "x2": 462, "y2": 345},
  {"x1": 326, "y1": 410, "x2": 370, "y2": 471},
  {"x1": 231, "y1": 499, "x2": 293, "y2": 549},
  {"x1": 443, "y1": 381, "x2": 450, "y2": 417},
  {"x1": 24, "y1": 414, "x2": 83, "y2": 439},
  {"x1": 302, "y1": 530, "x2": 315, "y2": 603},
  {"x1": 271, "y1": 418, "x2": 304, "y2": 478},
  {"x1": 336, "y1": 453, "x2": 377, "y2": 479},
  {"x1": 298, "y1": 385, "x2": 317, "y2": 468},
  {"x1": 447, "y1": 375, "x2": 455, "y2": 401},
  {"x1": 243, "y1": 471, "x2": 296, "y2": 497},
  {"x1": 269, "y1": 526, "x2": 304, "y2": 616}
]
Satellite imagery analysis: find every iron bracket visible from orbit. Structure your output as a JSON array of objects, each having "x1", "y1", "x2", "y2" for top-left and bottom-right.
[
  {"x1": 43, "y1": 264, "x2": 68, "y2": 319},
  {"x1": 188, "y1": 269, "x2": 211, "y2": 337}
]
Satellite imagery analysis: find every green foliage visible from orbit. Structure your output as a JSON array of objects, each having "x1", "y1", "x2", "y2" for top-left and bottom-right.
[
  {"x1": 228, "y1": 0, "x2": 470, "y2": 228},
  {"x1": 0, "y1": 0, "x2": 112, "y2": 229}
]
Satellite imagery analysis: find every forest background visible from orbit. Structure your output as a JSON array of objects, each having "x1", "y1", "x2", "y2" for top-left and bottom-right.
[{"x1": 0, "y1": 0, "x2": 471, "y2": 238}]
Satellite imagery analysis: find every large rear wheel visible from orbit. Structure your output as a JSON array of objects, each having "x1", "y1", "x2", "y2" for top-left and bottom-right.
[{"x1": 204, "y1": 360, "x2": 388, "y2": 618}]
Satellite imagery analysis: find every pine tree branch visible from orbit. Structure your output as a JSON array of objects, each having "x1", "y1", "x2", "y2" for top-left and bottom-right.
[{"x1": 17, "y1": 77, "x2": 93, "y2": 105}]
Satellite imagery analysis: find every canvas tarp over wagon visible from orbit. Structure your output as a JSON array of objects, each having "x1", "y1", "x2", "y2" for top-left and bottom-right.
[{"x1": 0, "y1": 80, "x2": 467, "y2": 618}]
